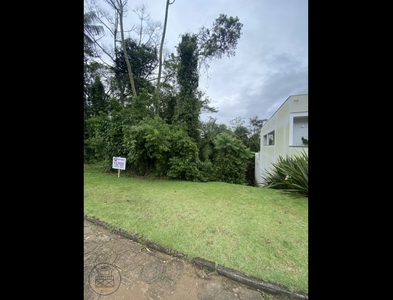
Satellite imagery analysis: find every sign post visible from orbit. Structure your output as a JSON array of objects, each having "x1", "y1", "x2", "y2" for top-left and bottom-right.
[{"x1": 112, "y1": 157, "x2": 126, "y2": 177}]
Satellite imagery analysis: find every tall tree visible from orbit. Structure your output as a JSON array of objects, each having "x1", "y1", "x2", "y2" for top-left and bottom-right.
[
  {"x1": 249, "y1": 116, "x2": 266, "y2": 136},
  {"x1": 88, "y1": 75, "x2": 108, "y2": 116},
  {"x1": 114, "y1": 38, "x2": 158, "y2": 97},
  {"x1": 173, "y1": 33, "x2": 201, "y2": 142},
  {"x1": 101, "y1": 0, "x2": 137, "y2": 98},
  {"x1": 86, "y1": 0, "x2": 162, "y2": 103},
  {"x1": 172, "y1": 14, "x2": 243, "y2": 142},
  {"x1": 84, "y1": 11, "x2": 104, "y2": 50},
  {"x1": 198, "y1": 14, "x2": 243, "y2": 60},
  {"x1": 230, "y1": 116, "x2": 249, "y2": 146},
  {"x1": 116, "y1": 0, "x2": 137, "y2": 97},
  {"x1": 156, "y1": 0, "x2": 176, "y2": 114},
  {"x1": 248, "y1": 116, "x2": 266, "y2": 152}
]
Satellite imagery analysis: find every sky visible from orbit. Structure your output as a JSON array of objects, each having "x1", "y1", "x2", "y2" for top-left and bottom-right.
[{"x1": 90, "y1": 0, "x2": 308, "y2": 127}]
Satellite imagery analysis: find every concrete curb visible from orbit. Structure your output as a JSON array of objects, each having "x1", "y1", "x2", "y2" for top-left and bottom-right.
[
  {"x1": 192, "y1": 257, "x2": 308, "y2": 299},
  {"x1": 84, "y1": 215, "x2": 308, "y2": 300}
]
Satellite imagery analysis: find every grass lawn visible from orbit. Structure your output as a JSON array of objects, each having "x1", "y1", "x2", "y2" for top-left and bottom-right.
[{"x1": 84, "y1": 164, "x2": 308, "y2": 293}]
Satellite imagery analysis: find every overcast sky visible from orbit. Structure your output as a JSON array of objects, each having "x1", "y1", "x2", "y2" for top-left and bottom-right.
[{"x1": 91, "y1": 0, "x2": 308, "y2": 127}]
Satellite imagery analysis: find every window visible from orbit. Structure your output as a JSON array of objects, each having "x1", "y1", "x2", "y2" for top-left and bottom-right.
[
  {"x1": 263, "y1": 130, "x2": 275, "y2": 146},
  {"x1": 289, "y1": 113, "x2": 308, "y2": 146}
]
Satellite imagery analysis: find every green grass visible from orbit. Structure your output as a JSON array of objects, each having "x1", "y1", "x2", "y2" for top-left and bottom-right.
[{"x1": 84, "y1": 164, "x2": 308, "y2": 293}]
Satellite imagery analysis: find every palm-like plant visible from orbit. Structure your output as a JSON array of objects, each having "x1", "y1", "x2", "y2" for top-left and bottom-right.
[
  {"x1": 262, "y1": 150, "x2": 308, "y2": 197},
  {"x1": 84, "y1": 11, "x2": 104, "y2": 46}
]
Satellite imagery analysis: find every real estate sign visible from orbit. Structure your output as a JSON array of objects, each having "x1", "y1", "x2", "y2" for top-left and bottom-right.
[{"x1": 112, "y1": 157, "x2": 126, "y2": 170}]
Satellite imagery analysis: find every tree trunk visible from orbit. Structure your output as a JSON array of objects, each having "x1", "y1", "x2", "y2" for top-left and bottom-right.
[
  {"x1": 155, "y1": 0, "x2": 175, "y2": 114},
  {"x1": 118, "y1": 1, "x2": 137, "y2": 98}
]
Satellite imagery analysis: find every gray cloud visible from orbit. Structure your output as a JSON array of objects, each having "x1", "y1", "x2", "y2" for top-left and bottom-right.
[{"x1": 201, "y1": 51, "x2": 308, "y2": 125}]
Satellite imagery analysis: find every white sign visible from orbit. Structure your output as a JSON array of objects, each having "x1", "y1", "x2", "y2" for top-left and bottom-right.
[{"x1": 112, "y1": 157, "x2": 126, "y2": 170}]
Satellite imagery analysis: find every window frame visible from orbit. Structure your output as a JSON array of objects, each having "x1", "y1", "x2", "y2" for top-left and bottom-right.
[
  {"x1": 263, "y1": 130, "x2": 275, "y2": 146},
  {"x1": 289, "y1": 112, "x2": 308, "y2": 147}
]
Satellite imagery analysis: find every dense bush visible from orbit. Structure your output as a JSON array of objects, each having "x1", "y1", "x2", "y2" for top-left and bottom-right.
[
  {"x1": 212, "y1": 133, "x2": 254, "y2": 184},
  {"x1": 123, "y1": 116, "x2": 202, "y2": 180},
  {"x1": 262, "y1": 151, "x2": 308, "y2": 196},
  {"x1": 84, "y1": 103, "x2": 132, "y2": 164},
  {"x1": 165, "y1": 127, "x2": 202, "y2": 181},
  {"x1": 85, "y1": 108, "x2": 258, "y2": 185}
]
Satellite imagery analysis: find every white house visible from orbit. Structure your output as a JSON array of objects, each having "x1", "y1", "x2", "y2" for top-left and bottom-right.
[{"x1": 254, "y1": 94, "x2": 308, "y2": 186}]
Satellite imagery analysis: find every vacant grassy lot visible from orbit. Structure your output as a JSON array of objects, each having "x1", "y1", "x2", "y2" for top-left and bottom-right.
[{"x1": 84, "y1": 164, "x2": 308, "y2": 293}]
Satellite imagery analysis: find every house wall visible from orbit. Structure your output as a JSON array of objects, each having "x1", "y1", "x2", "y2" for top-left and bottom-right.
[{"x1": 254, "y1": 94, "x2": 308, "y2": 186}]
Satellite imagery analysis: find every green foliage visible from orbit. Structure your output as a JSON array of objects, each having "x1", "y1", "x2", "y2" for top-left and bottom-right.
[
  {"x1": 198, "y1": 14, "x2": 243, "y2": 59},
  {"x1": 229, "y1": 116, "x2": 264, "y2": 152},
  {"x1": 199, "y1": 118, "x2": 221, "y2": 161},
  {"x1": 83, "y1": 5, "x2": 257, "y2": 185},
  {"x1": 84, "y1": 11, "x2": 104, "y2": 58},
  {"x1": 159, "y1": 90, "x2": 177, "y2": 124},
  {"x1": 123, "y1": 117, "x2": 165, "y2": 175},
  {"x1": 176, "y1": 34, "x2": 199, "y2": 91},
  {"x1": 173, "y1": 34, "x2": 201, "y2": 142},
  {"x1": 130, "y1": 89, "x2": 155, "y2": 123},
  {"x1": 233, "y1": 125, "x2": 250, "y2": 146},
  {"x1": 88, "y1": 75, "x2": 108, "y2": 117},
  {"x1": 84, "y1": 11, "x2": 104, "y2": 45},
  {"x1": 124, "y1": 116, "x2": 201, "y2": 180},
  {"x1": 84, "y1": 115, "x2": 107, "y2": 163},
  {"x1": 262, "y1": 151, "x2": 308, "y2": 196},
  {"x1": 84, "y1": 104, "x2": 133, "y2": 164},
  {"x1": 228, "y1": 116, "x2": 265, "y2": 185},
  {"x1": 161, "y1": 53, "x2": 180, "y2": 92},
  {"x1": 212, "y1": 133, "x2": 254, "y2": 184},
  {"x1": 247, "y1": 116, "x2": 265, "y2": 152},
  {"x1": 114, "y1": 38, "x2": 157, "y2": 99},
  {"x1": 103, "y1": 109, "x2": 132, "y2": 161},
  {"x1": 196, "y1": 159, "x2": 214, "y2": 182},
  {"x1": 247, "y1": 134, "x2": 260, "y2": 153},
  {"x1": 166, "y1": 131, "x2": 201, "y2": 181},
  {"x1": 84, "y1": 61, "x2": 107, "y2": 119}
]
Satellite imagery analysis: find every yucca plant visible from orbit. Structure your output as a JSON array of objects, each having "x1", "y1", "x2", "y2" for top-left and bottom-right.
[{"x1": 262, "y1": 150, "x2": 308, "y2": 196}]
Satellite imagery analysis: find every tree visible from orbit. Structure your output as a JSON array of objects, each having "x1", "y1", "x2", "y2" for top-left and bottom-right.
[
  {"x1": 249, "y1": 116, "x2": 266, "y2": 136},
  {"x1": 132, "y1": 4, "x2": 162, "y2": 47},
  {"x1": 229, "y1": 116, "x2": 266, "y2": 185},
  {"x1": 156, "y1": 0, "x2": 176, "y2": 114},
  {"x1": 212, "y1": 133, "x2": 253, "y2": 184},
  {"x1": 157, "y1": 53, "x2": 217, "y2": 124},
  {"x1": 123, "y1": 116, "x2": 200, "y2": 180},
  {"x1": 199, "y1": 117, "x2": 231, "y2": 162},
  {"x1": 84, "y1": 11, "x2": 104, "y2": 53},
  {"x1": 248, "y1": 116, "x2": 266, "y2": 152},
  {"x1": 85, "y1": 0, "x2": 163, "y2": 104},
  {"x1": 172, "y1": 14, "x2": 243, "y2": 143},
  {"x1": 110, "y1": 0, "x2": 138, "y2": 97},
  {"x1": 114, "y1": 38, "x2": 158, "y2": 99},
  {"x1": 84, "y1": 59, "x2": 108, "y2": 152},
  {"x1": 198, "y1": 14, "x2": 243, "y2": 63},
  {"x1": 85, "y1": 0, "x2": 128, "y2": 103},
  {"x1": 129, "y1": 89, "x2": 155, "y2": 124},
  {"x1": 88, "y1": 75, "x2": 108, "y2": 116},
  {"x1": 173, "y1": 33, "x2": 201, "y2": 142}
]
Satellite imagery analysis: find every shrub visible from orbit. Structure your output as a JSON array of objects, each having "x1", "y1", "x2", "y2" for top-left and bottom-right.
[
  {"x1": 123, "y1": 116, "x2": 201, "y2": 180},
  {"x1": 212, "y1": 133, "x2": 254, "y2": 184},
  {"x1": 262, "y1": 151, "x2": 308, "y2": 196},
  {"x1": 166, "y1": 128, "x2": 201, "y2": 181}
]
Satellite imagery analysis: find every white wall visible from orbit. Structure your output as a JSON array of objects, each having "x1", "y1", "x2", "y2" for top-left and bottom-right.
[{"x1": 254, "y1": 94, "x2": 308, "y2": 186}]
